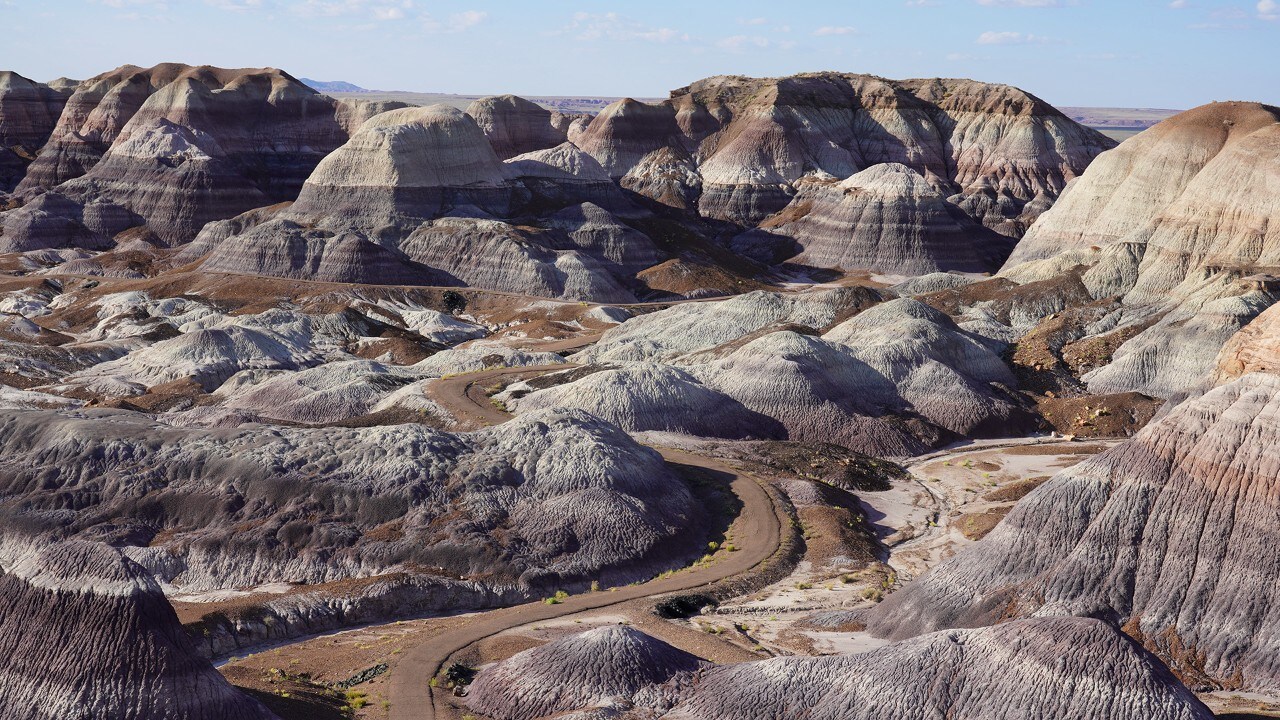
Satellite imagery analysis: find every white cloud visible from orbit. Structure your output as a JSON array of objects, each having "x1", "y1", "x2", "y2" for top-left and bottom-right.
[
  {"x1": 422, "y1": 9, "x2": 487, "y2": 33},
  {"x1": 717, "y1": 34, "x2": 771, "y2": 51},
  {"x1": 813, "y1": 25, "x2": 858, "y2": 35},
  {"x1": 450, "y1": 9, "x2": 485, "y2": 29},
  {"x1": 94, "y1": 0, "x2": 171, "y2": 20},
  {"x1": 1260, "y1": 0, "x2": 1279, "y2": 20},
  {"x1": 559, "y1": 12, "x2": 689, "y2": 43},
  {"x1": 976, "y1": 30, "x2": 1051, "y2": 44},
  {"x1": 291, "y1": 0, "x2": 413, "y2": 20},
  {"x1": 905, "y1": 0, "x2": 940, "y2": 6},
  {"x1": 976, "y1": 0, "x2": 1062, "y2": 5},
  {"x1": 96, "y1": 0, "x2": 168, "y2": 7},
  {"x1": 1168, "y1": 0, "x2": 1188, "y2": 7},
  {"x1": 205, "y1": 0, "x2": 261, "y2": 9},
  {"x1": 291, "y1": 0, "x2": 356, "y2": 16}
]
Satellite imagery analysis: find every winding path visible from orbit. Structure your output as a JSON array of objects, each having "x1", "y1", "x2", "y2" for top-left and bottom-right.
[{"x1": 386, "y1": 363, "x2": 787, "y2": 720}]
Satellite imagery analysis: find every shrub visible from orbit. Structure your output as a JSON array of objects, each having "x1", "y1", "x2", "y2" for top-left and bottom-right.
[
  {"x1": 654, "y1": 594, "x2": 717, "y2": 619},
  {"x1": 443, "y1": 290, "x2": 467, "y2": 313},
  {"x1": 444, "y1": 663, "x2": 475, "y2": 687},
  {"x1": 344, "y1": 690, "x2": 369, "y2": 710}
]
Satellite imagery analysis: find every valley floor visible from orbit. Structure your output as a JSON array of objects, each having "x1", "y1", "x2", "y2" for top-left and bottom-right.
[
  {"x1": 213, "y1": 418, "x2": 1280, "y2": 719},
  {"x1": 208, "y1": 361, "x2": 1132, "y2": 719}
]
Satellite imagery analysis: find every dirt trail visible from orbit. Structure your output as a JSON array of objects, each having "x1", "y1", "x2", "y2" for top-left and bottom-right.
[
  {"x1": 386, "y1": 365, "x2": 787, "y2": 720},
  {"x1": 427, "y1": 363, "x2": 576, "y2": 431},
  {"x1": 514, "y1": 331, "x2": 603, "y2": 354}
]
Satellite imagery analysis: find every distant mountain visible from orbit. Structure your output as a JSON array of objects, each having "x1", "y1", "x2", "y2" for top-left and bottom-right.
[{"x1": 299, "y1": 77, "x2": 370, "y2": 93}]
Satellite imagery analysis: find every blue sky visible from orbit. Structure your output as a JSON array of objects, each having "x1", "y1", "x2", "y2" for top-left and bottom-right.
[{"x1": 2, "y1": 0, "x2": 1277, "y2": 108}]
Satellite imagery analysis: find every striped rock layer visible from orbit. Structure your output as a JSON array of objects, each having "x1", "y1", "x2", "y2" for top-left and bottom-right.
[
  {"x1": 0, "y1": 538, "x2": 278, "y2": 720},
  {"x1": 574, "y1": 73, "x2": 1114, "y2": 233},
  {"x1": 865, "y1": 371, "x2": 1280, "y2": 691},
  {"x1": 0, "y1": 63, "x2": 406, "y2": 250}
]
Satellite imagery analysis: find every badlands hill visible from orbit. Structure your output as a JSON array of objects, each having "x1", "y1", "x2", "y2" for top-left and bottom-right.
[
  {"x1": 1005, "y1": 101, "x2": 1280, "y2": 271},
  {"x1": 0, "y1": 63, "x2": 406, "y2": 251},
  {"x1": 246, "y1": 72, "x2": 1111, "y2": 290},
  {"x1": 0, "y1": 71, "x2": 74, "y2": 192},
  {"x1": 0, "y1": 538, "x2": 278, "y2": 720},
  {"x1": 734, "y1": 162, "x2": 1007, "y2": 274},
  {"x1": 468, "y1": 620, "x2": 1212, "y2": 720},
  {"x1": 507, "y1": 291, "x2": 1035, "y2": 457},
  {"x1": 193, "y1": 104, "x2": 660, "y2": 300},
  {"x1": 466, "y1": 94, "x2": 575, "y2": 160},
  {"x1": 4, "y1": 62, "x2": 1280, "y2": 719},
  {"x1": 468, "y1": 625, "x2": 704, "y2": 720},
  {"x1": 0, "y1": 407, "x2": 700, "y2": 592},
  {"x1": 0, "y1": 66, "x2": 1116, "y2": 298},
  {"x1": 901, "y1": 102, "x2": 1280, "y2": 407},
  {"x1": 577, "y1": 73, "x2": 1113, "y2": 234},
  {"x1": 865, "y1": 370, "x2": 1280, "y2": 690}
]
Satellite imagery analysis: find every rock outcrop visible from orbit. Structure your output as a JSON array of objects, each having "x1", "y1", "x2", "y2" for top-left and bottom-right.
[
  {"x1": 0, "y1": 538, "x2": 278, "y2": 720},
  {"x1": 0, "y1": 71, "x2": 73, "y2": 191},
  {"x1": 735, "y1": 163, "x2": 1002, "y2": 273},
  {"x1": 17, "y1": 63, "x2": 349, "y2": 197},
  {"x1": 575, "y1": 73, "x2": 1113, "y2": 232},
  {"x1": 467, "y1": 94, "x2": 568, "y2": 160},
  {"x1": 399, "y1": 215, "x2": 638, "y2": 302},
  {"x1": 0, "y1": 407, "x2": 700, "y2": 592},
  {"x1": 668, "y1": 618, "x2": 1211, "y2": 720},
  {"x1": 509, "y1": 363, "x2": 790, "y2": 442},
  {"x1": 998, "y1": 103, "x2": 1280, "y2": 342},
  {"x1": 1214, "y1": 297, "x2": 1280, "y2": 382},
  {"x1": 467, "y1": 626, "x2": 703, "y2": 720},
  {"x1": 864, "y1": 371, "x2": 1280, "y2": 691}
]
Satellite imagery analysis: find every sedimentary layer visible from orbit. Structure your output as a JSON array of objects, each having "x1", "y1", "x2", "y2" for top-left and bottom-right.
[
  {"x1": 864, "y1": 371, "x2": 1280, "y2": 690},
  {"x1": 0, "y1": 538, "x2": 278, "y2": 720}
]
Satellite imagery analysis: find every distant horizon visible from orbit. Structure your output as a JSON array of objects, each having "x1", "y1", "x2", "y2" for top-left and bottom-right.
[
  {"x1": 10, "y1": 64, "x2": 1199, "y2": 114},
  {"x1": 295, "y1": 76, "x2": 1191, "y2": 112},
  {"x1": 5, "y1": 1, "x2": 1278, "y2": 109}
]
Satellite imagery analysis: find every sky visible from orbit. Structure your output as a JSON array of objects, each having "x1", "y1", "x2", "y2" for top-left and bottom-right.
[{"x1": 1, "y1": 0, "x2": 1277, "y2": 109}]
